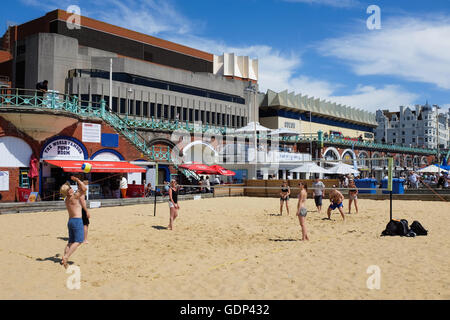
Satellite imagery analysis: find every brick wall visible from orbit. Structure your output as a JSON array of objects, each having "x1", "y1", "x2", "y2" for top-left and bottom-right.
[{"x1": 0, "y1": 167, "x2": 19, "y2": 202}]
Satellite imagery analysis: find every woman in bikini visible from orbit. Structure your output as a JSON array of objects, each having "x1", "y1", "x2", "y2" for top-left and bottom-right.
[
  {"x1": 168, "y1": 180, "x2": 180, "y2": 230},
  {"x1": 348, "y1": 179, "x2": 359, "y2": 214},
  {"x1": 279, "y1": 181, "x2": 291, "y2": 216}
]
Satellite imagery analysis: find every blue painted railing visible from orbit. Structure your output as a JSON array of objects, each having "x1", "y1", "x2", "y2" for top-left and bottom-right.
[{"x1": 0, "y1": 88, "x2": 438, "y2": 156}]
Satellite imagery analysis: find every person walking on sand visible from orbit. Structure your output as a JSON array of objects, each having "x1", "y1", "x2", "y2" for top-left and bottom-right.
[
  {"x1": 348, "y1": 179, "x2": 359, "y2": 215},
  {"x1": 59, "y1": 176, "x2": 87, "y2": 268},
  {"x1": 312, "y1": 176, "x2": 325, "y2": 215},
  {"x1": 168, "y1": 180, "x2": 180, "y2": 230},
  {"x1": 297, "y1": 181, "x2": 309, "y2": 241},
  {"x1": 327, "y1": 187, "x2": 345, "y2": 221},
  {"x1": 80, "y1": 193, "x2": 90, "y2": 244},
  {"x1": 279, "y1": 181, "x2": 291, "y2": 215}
]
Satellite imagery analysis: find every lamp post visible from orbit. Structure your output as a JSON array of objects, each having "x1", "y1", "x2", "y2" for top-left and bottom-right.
[
  {"x1": 109, "y1": 58, "x2": 112, "y2": 112},
  {"x1": 434, "y1": 104, "x2": 441, "y2": 174},
  {"x1": 245, "y1": 82, "x2": 258, "y2": 179},
  {"x1": 126, "y1": 88, "x2": 133, "y2": 121}
]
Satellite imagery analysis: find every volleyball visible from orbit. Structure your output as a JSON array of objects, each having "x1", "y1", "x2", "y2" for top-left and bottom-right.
[{"x1": 82, "y1": 163, "x2": 92, "y2": 173}]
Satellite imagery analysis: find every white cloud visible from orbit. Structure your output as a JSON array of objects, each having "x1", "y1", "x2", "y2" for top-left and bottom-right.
[
  {"x1": 20, "y1": 0, "x2": 193, "y2": 36},
  {"x1": 318, "y1": 16, "x2": 450, "y2": 90},
  {"x1": 328, "y1": 84, "x2": 419, "y2": 112}
]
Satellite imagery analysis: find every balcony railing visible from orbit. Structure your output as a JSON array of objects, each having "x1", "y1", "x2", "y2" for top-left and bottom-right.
[{"x1": 0, "y1": 88, "x2": 438, "y2": 156}]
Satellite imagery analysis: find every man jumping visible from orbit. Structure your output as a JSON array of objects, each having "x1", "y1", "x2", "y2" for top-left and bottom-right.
[{"x1": 59, "y1": 176, "x2": 87, "y2": 268}]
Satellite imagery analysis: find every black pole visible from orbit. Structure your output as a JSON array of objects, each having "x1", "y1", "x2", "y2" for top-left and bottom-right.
[
  {"x1": 154, "y1": 188, "x2": 157, "y2": 217},
  {"x1": 389, "y1": 191, "x2": 393, "y2": 221}
]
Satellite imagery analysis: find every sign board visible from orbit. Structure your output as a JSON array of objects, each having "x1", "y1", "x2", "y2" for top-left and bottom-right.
[
  {"x1": 101, "y1": 133, "x2": 119, "y2": 148},
  {"x1": 193, "y1": 195, "x2": 201, "y2": 200},
  {"x1": 0, "y1": 171, "x2": 9, "y2": 191},
  {"x1": 82, "y1": 123, "x2": 101, "y2": 143},
  {"x1": 27, "y1": 192, "x2": 39, "y2": 202},
  {"x1": 146, "y1": 168, "x2": 156, "y2": 188},
  {"x1": 17, "y1": 187, "x2": 31, "y2": 202},
  {"x1": 89, "y1": 201, "x2": 101, "y2": 209},
  {"x1": 42, "y1": 139, "x2": 86, "y2": 160}
]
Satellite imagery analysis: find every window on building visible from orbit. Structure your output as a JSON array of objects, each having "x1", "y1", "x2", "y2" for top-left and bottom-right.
[
  {"x1": 120, "y1": 98, "x2": 126, "y2": 114},
  {"x1": 143, "y1": 102, "x2": 148, "y2": 117},
  {"x1": 163, "y1": 105, "x2": 169, "y2": 119},
  {"x1": 157, "y1": 104, "x2": 162, "y2": 118},
  {"x1": 412, "y1": 138, "x2": 416, "y2": 143},
  {"x1": 212, "y1": 112, "x2": 216, "y2": 125},
  {"x1": 170, "y1": 106, "x2": 176, "y2": 120},
  {"x1": 150, "y1": 103, "x2": 155, "y2": 117},
  {"x1": 112, "y1": 97, "x2": 118, "y2": 113},
  {"x1": 136, "y1": 101, "x2": 141, "y2": 116},
  {"x1": 194, "y1": 110, "x2": 199, "y2": 121}
]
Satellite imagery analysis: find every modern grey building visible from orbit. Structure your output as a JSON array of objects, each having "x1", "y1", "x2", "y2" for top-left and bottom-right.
[{"x1": 0, "y1": 9, "x2": 259, "y2": 129}]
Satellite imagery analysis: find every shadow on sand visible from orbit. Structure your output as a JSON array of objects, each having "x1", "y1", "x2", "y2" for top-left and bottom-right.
[
  {"x1": 268, "y1": 238, "x2": 299, "y2": 242},
  {"x1": 35, "y1": 254, "x2": 73, "y2": 266},
  {"x1": 152, "y1": 225, "x2": 168, "y2": 230}
]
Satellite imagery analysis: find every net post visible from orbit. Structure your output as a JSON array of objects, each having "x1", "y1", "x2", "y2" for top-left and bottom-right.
[
  {"x1": 154, "y1": 188, "x2": 157, "y2": 217},
  {"x1": 388, "y1": 157, "x2": 393, "y2": 221}
]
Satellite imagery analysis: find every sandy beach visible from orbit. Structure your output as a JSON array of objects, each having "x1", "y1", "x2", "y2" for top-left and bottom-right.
[{"x1": 0, "y1": 196, "x2": 449, "y2": 300}]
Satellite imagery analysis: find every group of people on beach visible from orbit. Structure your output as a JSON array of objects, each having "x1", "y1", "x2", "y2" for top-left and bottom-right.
[
  {"x1": 279, "y1": 176, "x2": 359, "y2": 241},
  {"x1": 58, "y1": 173, "x2": 359, "y2": 267}
]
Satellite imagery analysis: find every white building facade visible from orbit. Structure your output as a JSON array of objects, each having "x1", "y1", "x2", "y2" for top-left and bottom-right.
[{"x1": 375, "y1": 104, "x2": 449, "y2": 149}]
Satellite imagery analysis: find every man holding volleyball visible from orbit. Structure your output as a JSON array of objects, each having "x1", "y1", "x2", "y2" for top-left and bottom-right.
[{"x1": 59, "y1": 176, "x2": 87, "y2": 268}]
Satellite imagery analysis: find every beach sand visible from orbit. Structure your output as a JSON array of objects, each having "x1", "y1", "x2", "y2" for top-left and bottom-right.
[{"x1": 0, "y1": 197, "x2": 449, "y2": 300}]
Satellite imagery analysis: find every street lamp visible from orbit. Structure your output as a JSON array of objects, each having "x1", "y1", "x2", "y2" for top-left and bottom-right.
[
  {"x1": 126, "y1": 88, "x2": 133, "y2": 120},
  {"x1": 434, "y1": 104, "x2": 441, "y2": 174},
  {"x1": 244, "y1": 82, "x2": 258, "y2": 179}
]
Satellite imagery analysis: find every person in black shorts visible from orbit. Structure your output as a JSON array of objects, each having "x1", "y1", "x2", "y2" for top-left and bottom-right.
[
  {"x1": 168, "y1": 180, "x2": 180, "y2": 230},
  {"x1": 279, "y1": 181, "x2": 291, "y2": 216},
  {"x1": 80, "y1": 193, "x2": 90, "y2": 244}
]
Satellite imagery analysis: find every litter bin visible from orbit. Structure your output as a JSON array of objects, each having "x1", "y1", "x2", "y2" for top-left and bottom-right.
[
  {"x1": 354, "y1": 178, "x2": 377, "y2": 194},
  {"x1": 381, "y1": 178, "x2": 405, "y2": 194}
]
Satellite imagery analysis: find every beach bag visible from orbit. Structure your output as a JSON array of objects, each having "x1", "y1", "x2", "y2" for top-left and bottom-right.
[
  {"x1": 381, "y1": 220, "x2": 402, "y2": 236},
  {"x1": 410, "y1": 221, "x2": 428, "y2": 236},
  {"x1": 398, "y1": 219, "x2": 409, "y2": 236},
  {"x1": 381, "y1": 219, "x2": 409, "y2": 236}
]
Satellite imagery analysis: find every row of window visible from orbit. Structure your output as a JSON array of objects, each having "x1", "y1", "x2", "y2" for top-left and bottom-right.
[
  {"x1": 83, "y1": 95, "x2": 247, "y2": 127},
  {"x1": 70, "y1": 69, "x2": 246, "y2": 105}
]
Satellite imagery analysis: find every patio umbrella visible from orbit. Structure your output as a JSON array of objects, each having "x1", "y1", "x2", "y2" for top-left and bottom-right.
[
  {"x1": 235, "y1": 122, "x2": 271, "y2": 133},
  {"x1": 209, "y1": 165, "x2": 236, "y2": 176},
  {"x1": 290, "y1": 162, "x2": 330, "y2": 174},
  {"x1": 417, "y1": 165, "x2": 448, "y2": 173},
  {"x1": 327, "y1": 162, "x2": 360, "y2": 175},
  {"x1": 178, "y1": 163, "x2": 218, "y2": 175}
]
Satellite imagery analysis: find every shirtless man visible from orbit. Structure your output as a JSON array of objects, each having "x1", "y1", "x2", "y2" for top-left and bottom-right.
[
  {"x1": 327, "y1": 187, "x2": 345, "y2": 220},
  {"x1": 296, "y1": 182, "x2": 309, "y2": 241},
  {"x1": 59, "y1": 176, "x2": 87, "y2": 268}
]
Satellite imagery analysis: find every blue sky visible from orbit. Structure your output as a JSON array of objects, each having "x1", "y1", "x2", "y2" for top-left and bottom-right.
[{"x1": 2, "y1": 0, "x2": 450, "y2": 113}]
